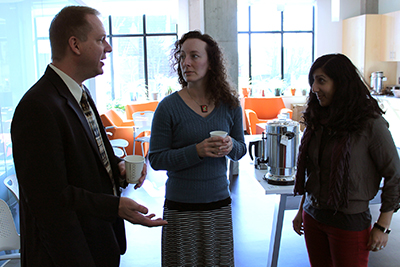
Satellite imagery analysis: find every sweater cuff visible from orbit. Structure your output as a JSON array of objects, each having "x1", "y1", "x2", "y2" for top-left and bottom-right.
[
  {"x1": 186, "y1": 143, "x2": 203, "y2": 163},
  {"x1": 227, "y1": 138, "x2": 243, "y2": 161}
]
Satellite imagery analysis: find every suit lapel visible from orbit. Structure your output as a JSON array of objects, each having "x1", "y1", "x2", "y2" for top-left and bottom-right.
[{"x1": 44, "y1": 67, "x2": 101, "y2": 159}]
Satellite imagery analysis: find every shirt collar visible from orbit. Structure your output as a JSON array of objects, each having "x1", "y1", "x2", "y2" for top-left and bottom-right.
[{"x1": 49, "y1": 63, "x2": 83, "y2": 103}]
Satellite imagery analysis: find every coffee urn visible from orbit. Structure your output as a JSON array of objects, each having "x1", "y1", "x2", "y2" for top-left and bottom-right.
[
  {"x1": 263, "y1": 114, "x2": 300, "y2": 185},
  {"x1": 370, "y1": 71, "x2": 387, "y2": 95}
]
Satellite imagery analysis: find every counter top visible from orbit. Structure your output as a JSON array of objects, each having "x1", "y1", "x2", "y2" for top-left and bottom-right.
[
  {"x1": 242, "y1": 134, "x2": 296, "y2": 267},
  {"x1": 373, "y1": 94, "x2": 400, "y2": 100},
  {"x1": 242, "y1": 135, "x2": 295, "y2": 195}
]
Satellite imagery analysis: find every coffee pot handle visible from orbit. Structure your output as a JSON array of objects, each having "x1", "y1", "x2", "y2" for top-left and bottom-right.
[
  {"x1": 285, "y1": 131, "x2": 295, "y2": 140},
  {"x1": 249, "y1": 141, "x2": 256, "y2": 161}
]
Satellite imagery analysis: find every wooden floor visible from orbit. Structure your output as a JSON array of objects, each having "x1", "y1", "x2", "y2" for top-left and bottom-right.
[{"x1": 120, "y1": 157, "x2": 400, "y2": 267}]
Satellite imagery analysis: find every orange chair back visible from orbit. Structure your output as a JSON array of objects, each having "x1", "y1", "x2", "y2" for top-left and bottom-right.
[
  {"x1": 244, "y1": 97, "x2": 286, "y2": 120},
  {"x1": 100, "y1": 112, "x2": 116, "y2": 127},
  {"x1": 100, "y1": 110, "x2": 135, "y2": 155},
  {"x1": 245, "y1": 109, "x2": 256, "y2": 135},
  {"x1": 125, "y1": 101, "x2": 159, "y2": 120},
  {"x1": 106, "y1": 109, "x2": 124, "y2": 126}
]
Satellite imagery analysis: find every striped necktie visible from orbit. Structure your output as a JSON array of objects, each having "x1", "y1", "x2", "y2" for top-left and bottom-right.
[{"x1": 80, "y1": 90, "x2": 117, "y2": 196}]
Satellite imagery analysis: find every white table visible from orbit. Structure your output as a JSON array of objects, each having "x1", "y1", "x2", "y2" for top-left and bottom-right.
[{"x1": 241, "y1": 135, "x2": 295, "y2": 267}]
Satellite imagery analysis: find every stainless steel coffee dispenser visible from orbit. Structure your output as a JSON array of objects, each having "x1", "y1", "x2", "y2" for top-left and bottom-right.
[
  {"x1": 370, "y1": 71, "x2": 387, "y2": 95},
  {"x1": 263, "y1": 115, "x2": 300, "y2": 185}
]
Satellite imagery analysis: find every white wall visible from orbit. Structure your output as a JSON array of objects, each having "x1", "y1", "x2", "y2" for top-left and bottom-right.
[
  {"x1": 378, "y1": 0, "x2": 400, "y2": 81},
  {"x1": 188, "y1": 0, "x2": 204, "y2": 32},
  {"x1": 304, "y1": 0, "x2": 350, "y2": 57},
  {"x1": 178, "y1": 0, "x2": 190, "y2": 37},
  {"x1": 314, "y1": 0, "x2": 364, "y2": 57},
  {"x1": 314, "y1": 0, "x2": 400, "y2": 58},
  {"x1": 314, "y1": 0, "x2": 342, "y2": 56},
  {"x1": 180, "y1": 0, "x2": 400, "y2": 79},
  {"x1": 379, "y1": 0, "x2": 400, "y2": 13}
]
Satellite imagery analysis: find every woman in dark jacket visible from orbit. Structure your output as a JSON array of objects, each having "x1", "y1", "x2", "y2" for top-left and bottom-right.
[{"x1": 292, "y1": 53, "x2": 400, "y2": 267}]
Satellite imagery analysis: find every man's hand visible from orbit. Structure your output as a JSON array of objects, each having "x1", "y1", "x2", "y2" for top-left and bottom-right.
[
  {"x1": 118, "y1": 161, "x2": 147, "y2": 189},
  {"x1": 118, "y1": 197, "x2": 167, "y2": 227}
]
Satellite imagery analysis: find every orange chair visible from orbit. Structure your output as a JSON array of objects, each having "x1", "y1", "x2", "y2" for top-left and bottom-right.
[
  {"x1": 245, "y1": 109, "x2": 267, "y2": 135},
  {"x1": 124, "y1": 101, "x2": 159, "y2": 156},
  {"x1": 125, "y1": 101, "x2": 159, "y2": 120},
  {"x1": 100, "y1": 110, "x2": 135, "y2": 155},
  {"x1": 101, "y1": 110, "x2": 151, "y2": 156},
  {"x1": 103, "y1": 109, "x2": 134, "y2": 127},
  {"x1": 244, "y1": 97, "x2": 292, "y2": 135}
]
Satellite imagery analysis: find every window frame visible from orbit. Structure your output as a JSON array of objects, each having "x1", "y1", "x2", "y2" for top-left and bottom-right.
[
  {"x1": 238, "y1": 5, "x2": 315, "y2": 83},
  {"x1": 106, "y1": 14, "x2": 178, "y2": 101}
]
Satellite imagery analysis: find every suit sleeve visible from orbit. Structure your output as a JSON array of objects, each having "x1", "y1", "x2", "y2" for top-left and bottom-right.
[{"x1": 11, "y1": 98, "x2": 118, "y2": 266}]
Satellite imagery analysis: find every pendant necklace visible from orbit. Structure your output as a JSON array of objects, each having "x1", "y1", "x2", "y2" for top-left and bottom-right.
[{"x1": 187, "y1": 88, "x2": 208, "y2": 113}]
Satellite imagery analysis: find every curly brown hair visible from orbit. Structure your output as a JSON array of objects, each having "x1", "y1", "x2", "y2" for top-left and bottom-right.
[{"x1": 171, "y1": 30, "x2": 239, "y2": 109}]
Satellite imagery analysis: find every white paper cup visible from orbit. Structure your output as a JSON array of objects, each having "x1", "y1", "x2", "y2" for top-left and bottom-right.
[
  {"x1": 124, "y1": 155, "x2": 145, "y2": 184},
  {"x1": 210, "y1": 130, "x2": 228, "y2": 138}
]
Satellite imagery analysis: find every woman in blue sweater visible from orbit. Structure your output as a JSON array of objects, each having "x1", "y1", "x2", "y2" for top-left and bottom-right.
[{"x1": 149, "y1": 30, "x2": 246, "y2": 266}]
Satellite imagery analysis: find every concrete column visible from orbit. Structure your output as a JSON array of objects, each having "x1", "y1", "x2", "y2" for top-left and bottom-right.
[
  {"x1": 184, "y1": 0, "x2": 238, "y2": 90},
  {"x1": 203, "y1": 0, "x2": 238, "y2": 90},
  {"x1": 360, "y1": 0, "x2": 378, "y2": 14}
]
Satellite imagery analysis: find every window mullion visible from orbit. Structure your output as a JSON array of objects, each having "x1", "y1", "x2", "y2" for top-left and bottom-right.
[
  {"x1": 109, "y1": 15, "x2": 115, "y2": 100},
  {"x1": 248, "y1": 5, "x2": 252, "y2": 82},
  {"x1": 281, "y1": 11, "x2": 284, "y2": 81},
  {"x1": 143, "y1": 15, "x2": 149, "y2": 100}
]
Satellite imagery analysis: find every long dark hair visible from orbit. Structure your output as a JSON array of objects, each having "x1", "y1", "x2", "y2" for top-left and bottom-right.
[
  {"x1": 171, "y1": 30, "x2": 239, "y2": 108},
  {"x1": 304, "y1": 53, "x2": 383, "y2": 134},
  {"x1": 295, "y1": 54, "x2": 384, "y2": 208}
]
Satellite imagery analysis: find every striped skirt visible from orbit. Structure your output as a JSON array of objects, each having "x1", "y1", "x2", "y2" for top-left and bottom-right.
[{"x1": 162, "y1": 204, "x2": 234, "y2": 267}]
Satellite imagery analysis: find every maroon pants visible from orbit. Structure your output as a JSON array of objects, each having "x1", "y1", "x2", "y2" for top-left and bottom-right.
[{"x1": 303, "y1": 211, "x2": 370, "y2": 267}]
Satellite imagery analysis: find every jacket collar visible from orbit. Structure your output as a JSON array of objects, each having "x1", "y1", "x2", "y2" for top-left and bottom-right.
[{"x1": 44, "y1": 66, "x2": 101, "y2": 159}]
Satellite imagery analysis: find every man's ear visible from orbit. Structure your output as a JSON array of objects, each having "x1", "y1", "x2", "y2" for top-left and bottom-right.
[{"x1": 69, "y1": 36, "x2": 81, "y2": 55}]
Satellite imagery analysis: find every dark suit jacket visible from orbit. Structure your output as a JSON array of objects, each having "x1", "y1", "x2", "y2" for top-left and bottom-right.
[{"x1": 11, "y1": 66, "x2": 126, "y2": 267}]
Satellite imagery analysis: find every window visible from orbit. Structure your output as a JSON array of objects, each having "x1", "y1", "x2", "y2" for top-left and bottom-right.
[
  {"x1": 97, "y1": 14, "x2": 178, "y2": 110},
  {"x1": 32, "y1": 13, "x2": 178, "y2": 111},
  {"x1": 238, "y1": 1, "x2": 315, "y2": 96},
  {"x1": 0, "y1": 0, "x2": 76, "y2": 200},
  {"x1": 0, "y1": 0, "x2": 179, "y2": 202}
]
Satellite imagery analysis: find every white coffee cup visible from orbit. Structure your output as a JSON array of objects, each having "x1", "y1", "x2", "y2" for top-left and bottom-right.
[
  {"x1": 124, "y1": 155, "x2": 145, "y2": 184},
  {"x1": 210, "y1": 130, "x2": 228, "y2": 138}
]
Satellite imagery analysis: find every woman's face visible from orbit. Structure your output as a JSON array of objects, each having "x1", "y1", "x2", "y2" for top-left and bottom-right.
[
  {"x1": 311, "y1": 68, "x2": 336, "y2": 107},
  {"x1": 179, "y1": 38, "x2": 210, "y2": 85}
]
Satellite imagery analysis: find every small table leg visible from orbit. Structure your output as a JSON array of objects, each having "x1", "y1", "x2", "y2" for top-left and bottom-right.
[{"x1": 267, "y1": 194, "x2": 288, "y2": 267}]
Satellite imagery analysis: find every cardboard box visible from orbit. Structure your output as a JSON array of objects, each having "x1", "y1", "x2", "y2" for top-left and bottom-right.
[{"x1": 291, "y1": 104, "x2": 307, "y2": 131}]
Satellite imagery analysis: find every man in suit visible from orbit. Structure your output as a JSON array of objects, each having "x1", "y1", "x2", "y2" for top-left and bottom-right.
[{"x1": 11, "y1": 6, "x2": 167, "y2": 267}]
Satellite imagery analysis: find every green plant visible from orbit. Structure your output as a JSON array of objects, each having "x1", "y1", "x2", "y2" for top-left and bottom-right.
[
  {"x1": 106, "y1": 99, "x2": 125, "y2": 112},
  {"x1": 166, "y1": 86, "x2": 173, "y2": 96}
]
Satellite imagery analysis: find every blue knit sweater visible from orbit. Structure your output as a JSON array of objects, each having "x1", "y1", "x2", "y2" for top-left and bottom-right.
[{"x1": 149, "y1": 92, "x2": 246, "y2": 203}]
